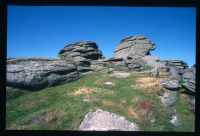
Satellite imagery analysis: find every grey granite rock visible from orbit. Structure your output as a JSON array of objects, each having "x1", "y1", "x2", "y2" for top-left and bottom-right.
[
  {"x1": 58, "y1": 41, "x2": 102, "y2": 75},
  {"x1": 182, "y1": 64, "x2": 195, "y2": 94},
  {"x1": 7, "y1": 58, "x2": 79, "y2": 90},
  {"x1": 79, "y1": 109, "x2": 139, "y2": 131},
  {"x1": 141, "y1": 56, "x2": 166, "y2": 68},
  {"x1": 160, "y1": 90, "x2": 179, "y2": 107},
  {"x1": 114, "y1": 36, "x2": 155, "y2": 60},
  {"x1": 161, "y1": 80, "x2": 180, "y2": 91}
]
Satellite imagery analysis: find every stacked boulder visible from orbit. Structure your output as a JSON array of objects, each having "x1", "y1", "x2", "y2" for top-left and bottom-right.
[
  {"x1": 7, "y1": 58, "x2": 79, "y2": 90},
  {"x1": 114, "y1": 36, "x2": 155, "y2": 60},
  {"x1": 58, "y1": 41, "x2": 102, "y2": 75},
  {"x1": 114, "y1": 36, "x2": 156, "y2": 71}
]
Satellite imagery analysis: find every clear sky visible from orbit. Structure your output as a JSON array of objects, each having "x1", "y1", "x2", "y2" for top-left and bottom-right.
[{"x1": 7, "y1": 6, "x2": 196, "y2": 67}]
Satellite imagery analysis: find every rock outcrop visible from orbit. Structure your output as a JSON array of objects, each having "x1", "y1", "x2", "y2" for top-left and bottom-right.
[
  {"x1": 58, "y1": 41, "x2": 102, "y2": 75},
  {"x1": 182, "y1": 65, "x2": 196, "y2": 94},
  {"x1": 7, "y1": 58, "x2": 79, "y2": 90},
  {"x1": 114, "y1": 36, "x2": 155, "y2": 60}
]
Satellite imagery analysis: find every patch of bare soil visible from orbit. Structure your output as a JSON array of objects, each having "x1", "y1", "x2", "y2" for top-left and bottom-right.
[{"x1": 128, "y1": 99, "x2": 156, "y2": 122}]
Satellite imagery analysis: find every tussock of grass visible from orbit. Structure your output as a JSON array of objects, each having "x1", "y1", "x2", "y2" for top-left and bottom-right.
[{"x1": 6, "y1": 72, "x2": 194, "y2": 131}]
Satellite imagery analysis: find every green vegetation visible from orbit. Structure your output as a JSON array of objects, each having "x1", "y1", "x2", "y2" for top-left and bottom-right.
[{"x1": 6, "y1": 72, "x2": 194, "y2": 131}]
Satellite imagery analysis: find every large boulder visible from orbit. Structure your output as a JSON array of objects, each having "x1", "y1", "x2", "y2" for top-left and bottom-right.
[
  {"x1": 114, "y1": 36, "x2": 155, "y2": 60},
  {"x1": 7, "y1": 58, "x2": 79, "y2": 90},
  {"x1": 58, "y1": 41, "x2": 102, "y2": 75},
  {"x1": 79, "y1": 109, "x2": 139, "y2": 131}
]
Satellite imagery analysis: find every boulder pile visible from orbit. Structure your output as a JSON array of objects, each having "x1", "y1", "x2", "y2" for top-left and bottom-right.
[{"x1": 58, "y1": 41, "x2": 102, "y2": 75}]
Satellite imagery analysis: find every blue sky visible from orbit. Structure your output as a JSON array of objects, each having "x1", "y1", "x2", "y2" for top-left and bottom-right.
[{"x1": 7, "y1": 6, "x2": 196, "y2": 67}]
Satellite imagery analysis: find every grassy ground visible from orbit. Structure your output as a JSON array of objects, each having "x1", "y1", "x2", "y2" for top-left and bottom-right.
[{"x1": 6, "y1": 72, "x2": 195, "y2": 131}]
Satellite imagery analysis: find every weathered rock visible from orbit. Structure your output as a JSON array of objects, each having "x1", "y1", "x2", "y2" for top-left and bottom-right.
[
  {"x1": 182, "y1": 80, "x2": 195, "y2": 94},
  {"x1": 182, "y1": 64, "x2": 195, "y2": 94},
  {"x1": 59, "y1": 41, "x2": 102, "y2": 61},
  {"x1": 7, "y1": 58, "x2": 79, "y2": 90},
  {"x1": 169, "y1": 67, "x2": 182, "y2": 80},
  {"x1": 161, "y1": 80, "x2": 180, "y2": 91},
  {"x1": 170, "y1": 113, "x2": 181, "y2": 127},
  {"x1": 141, "y1": 56, "x2": 166, "y2": 68},
  {"x1": 114, "y1": 36, "x2": 155, "y2": 60},
  {"x1": 161, "y1": 60, "x2": 188, "y2": 75},
  {"x1": 160, "y1": 90, "x2": 179, "y2": 107},
  {"x1": 149, "y1": 67, "x2": 159, "y2": 77},
  {"x1": 90, "y1": 61, "x2": 111, "y2": 73},
  {"x1": 98, "y1": 57, "x2": 123, "y2": 62},
  {"x1": 59, "y1": 41, "x2": 102, "y2": 75},
  {"x1": 79, "y1": 109, "x2": 139, "y2": 131}
]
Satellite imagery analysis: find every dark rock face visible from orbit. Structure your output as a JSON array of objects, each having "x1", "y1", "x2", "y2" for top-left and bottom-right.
[
  {"x1": 58, "y1": 41, "x2": 102, "y2": 75},
  {"x1": 7, "y1": 58, "x2": 79, "y2": 90},
  {"x1": 114, "y1": 36, "x2": 155, "y2": 60},
  {"x1": 182, "y1": 65, "x2": 196, "y2": 94}
]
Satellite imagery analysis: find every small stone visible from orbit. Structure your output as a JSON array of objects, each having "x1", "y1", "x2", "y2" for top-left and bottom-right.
[
  {"x1": 83, "y1": 98, "x2": 91, "y2": 103},
  {"x1": 104, "y1": 81, "x2": 116, "y2": 86},
  {"x1": 170, "y1": 115, "x2": 181, "y2": 127}
]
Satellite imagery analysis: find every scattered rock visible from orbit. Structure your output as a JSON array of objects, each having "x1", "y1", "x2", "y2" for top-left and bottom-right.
[
  {"x1": 160, "y1": 90, "x2": 179, "y2": 107},
  {"x1": 79, "y1": 109, "x2": 139, "y2": 131},
  {"x1": 104, "y1": 81, "x2": 116, "y2": 86},
  {"x1": 110, "y1": 71, "x2": 131, "y2": 78},
  {"x1": 170, "y1": 113, "x2": 181, "y2": 127},
  {"x1": 6, "y1": 58, "x2": 79, "y2": 90},
  {"x1": 114, "y1": 36, "x2": 155, "y2": 60},
  {"x1": 83, "y1": 98, "x2": 91, "y2": 103},
  {"x1": 161, "y1": 80, "x2": 180, "y2": 91}
]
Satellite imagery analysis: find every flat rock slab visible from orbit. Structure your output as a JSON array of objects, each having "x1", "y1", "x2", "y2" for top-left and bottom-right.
[
  {"x1": 110, "y1": 71, "x2": 131, "y2": 78},
  {"x1": 79, "y1": 109, "x2": 139, "y2": 131},
  {"x1": 160, "y1": 80, "x2": 180, "y2": 91}
]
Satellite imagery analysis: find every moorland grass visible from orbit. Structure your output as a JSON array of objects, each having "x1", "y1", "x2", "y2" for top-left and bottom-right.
[{"x1": 6, "y1": 72, "x2": 195, "y2": 131}]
